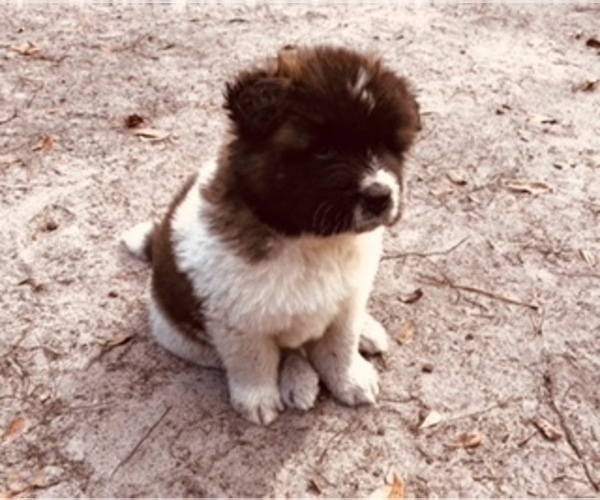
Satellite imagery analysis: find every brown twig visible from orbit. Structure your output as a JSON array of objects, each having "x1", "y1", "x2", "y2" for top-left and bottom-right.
[
  {"x1": 544, "y1": 372, "x2": 599, "y2": 492},
  {"x1": 382, "y1": 236, "x2": 469, "y2": 261},
  {"x1": 109, "y1": 406, "x2": 172, "y2": 479},
  {"x1": 420, "y1": 274, "x2": 539, "y2": 310},
  {"x1": 316, "y1": 419, "x2": 358, "y2": 465},
  {"x1": 517, "y1": 431, "x2": 538, "y2": 448}
]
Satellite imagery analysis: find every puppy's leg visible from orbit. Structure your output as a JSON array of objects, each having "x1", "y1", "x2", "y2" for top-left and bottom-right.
[
  {"x1": 149, "y1": 298, "x2": 223, "y2": 368},
  {"x1": 211, "y1": 326, "x2": 283, "y2": 426},
  {"x1": 307, "y1": 297, "x2": 379, "y2": 406},
  {"x1": 279, "y1": 350, "x2": 320, "y2": 411},
  {"x1": 359, "y1": 313, "x2": 389, "y2": 356}
]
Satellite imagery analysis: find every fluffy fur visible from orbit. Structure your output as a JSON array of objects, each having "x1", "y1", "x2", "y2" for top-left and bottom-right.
[{"x1": 121, "y1": 45, "x2": 421, "y2": 425}]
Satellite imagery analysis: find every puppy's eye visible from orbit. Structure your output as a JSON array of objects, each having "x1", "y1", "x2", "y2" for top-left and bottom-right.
[{"x1": 314, "y1": 147, "x2": 337, "y2": 161}]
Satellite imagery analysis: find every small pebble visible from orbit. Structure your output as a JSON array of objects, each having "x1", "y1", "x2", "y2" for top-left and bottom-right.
[{"x1": 422, "y1": 363, "x2": 435, "y2": 373}]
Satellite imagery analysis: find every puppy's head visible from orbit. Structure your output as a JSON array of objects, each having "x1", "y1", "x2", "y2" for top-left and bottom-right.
[{"x1": 223, "y1": 45, "x2": 421, "y2": 237}]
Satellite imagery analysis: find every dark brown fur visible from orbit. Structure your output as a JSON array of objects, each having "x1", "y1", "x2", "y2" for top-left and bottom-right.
[
  {"x1": 151, "y1": 175, "x2": 207, "y2": 340},
  {"x1": 213, "y1": 45, "x2": 421, "y2": 239},
  {"x1": 200, "y1": 146, "x2": 280, "y2": 263}
]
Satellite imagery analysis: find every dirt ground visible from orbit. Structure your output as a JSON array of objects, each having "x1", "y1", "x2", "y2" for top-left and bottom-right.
[{"x1": 1, "y1": 3, "x2": 599, "y2": 498}]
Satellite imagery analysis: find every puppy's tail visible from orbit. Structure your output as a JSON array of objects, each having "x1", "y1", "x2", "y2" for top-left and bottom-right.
[{"x1": 121, "y1": 221, "x2": 155, "y2": 262}]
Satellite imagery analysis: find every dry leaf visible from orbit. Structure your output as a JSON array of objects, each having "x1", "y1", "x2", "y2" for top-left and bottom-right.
[
  {"x1": 398, "y1": 289, "x2": 423, "y2": 304},
  {"x1": 105, "y1": 333, "x2": 135, "y2": 348},
  {"x1": 395, "y1": 320, "x2": 415, "y2": 345},
  {"x1": 527, "y1": 113, "x2": 558, "y2": 125},
  {"x1": 133, "y1": 128, "x2": 170, "y2": 142},
  {"x1": 419, "y1": 410, "x2": 443, "y2": 429},
  {"x1": 17, "y1": 277, "x2": 45, "y2": 292},
  {"x1": 579, "y1": 249, "x2": 596, "y2": 266},
  {"x1": 447, "y1": 170, "x2": 467, "y2": 186},
  {"x1": 124, "y1": 114, "x2": 145, "y2": 129},
  {"x1": 30, "y1": 471, "x2": 47, "y2": 488},
  {"x1": 422, "y1": 363, "x2": 434, "y2": 373},
  {"x1": 532, "y1": 416, "x2": 562, "y2": 441},
  {"x1": 10, "y1": 42, "x2": 40, "y2": 56},
  {"x1": 467, "y1": 192, "x2": 483, "y2": 204},
  {"x1": 308, "y1": 477, "x2": 322, "y2": 494},
  {"x1": 430, "y1": 185, "x2": 455, "y2": 197},
  {"x1": 3, "y1": 416, "x2": 26, "y2": 441},
  {"x1": 388, "y1": 473, "x2": 405, "y2": 499},
  {"x1": 586, "y1": 37, "x2": 600, "y2": 49},
  {"x1": 367, "y1": 472, "x2": 405, "y2": 499},
  {"x1": 505, "y1": 181, "x2": 552, "y2": 195},
  {"x1": 446, "y1": 430, "x2": 484, "y2": 449},
  {"x1": 575, "y1": 80, "x2": 598, "y2": 92},
  {"x1": 516, "y1": 128, "x2": 530, "y2": 142},
  {"x1": 32, "y1": 135, "x2": 53, "y2": 152},
  {"x1": 0, "y1": 154, "x2": 21, "y2": 166}
]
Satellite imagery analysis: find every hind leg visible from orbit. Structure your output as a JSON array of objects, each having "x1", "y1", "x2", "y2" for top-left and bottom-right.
[{"x1": 149, "y1": 297, "x2": 222, "y2": 369}]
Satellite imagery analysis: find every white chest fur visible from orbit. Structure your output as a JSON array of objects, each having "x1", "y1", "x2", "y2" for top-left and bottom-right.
[{"x1": 170, "y1": 175, "x2": 383, "y2": 347}]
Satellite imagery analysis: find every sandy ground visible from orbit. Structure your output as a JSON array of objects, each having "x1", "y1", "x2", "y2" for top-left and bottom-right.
[{"x1": 1, "y1": 3, "x2": 599, "y2": 498}]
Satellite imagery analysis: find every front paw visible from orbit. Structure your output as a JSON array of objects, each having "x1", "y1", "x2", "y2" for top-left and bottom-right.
[
  {"x1": 359, "y1": 313, "x2": 389, "y2": 355},
  {"x1": 325, "y1": 354, "x2": 379, "y2": 406},
  {"x1": 279, "y1": 352, "x2": 320, "y2": 411},
  {"x1": 229, "y1": 383, "x2": 284, "y2": 426}
]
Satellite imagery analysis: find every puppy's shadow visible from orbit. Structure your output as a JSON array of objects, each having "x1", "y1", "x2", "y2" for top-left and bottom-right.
[{"x1": 72, "y1": 305, "x2": 314, "y2": 498}]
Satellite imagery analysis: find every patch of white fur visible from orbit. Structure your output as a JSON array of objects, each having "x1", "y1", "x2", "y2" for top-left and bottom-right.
[
  {"x1": 359, "y1": 313, "x2": 389, "y2": 355},
  {"x1": 353, "y1": 168, "x2": 401, "y2": 230},
  {"x1": 352, "y1": 68, "x2": 369, "y2": 95},
  {"x1": 149, "y1": 296, "x2": 223, "y2": 368},
  {"x1": 325, "y1": 353, "x2": 379, "y2": 405},
  {"x1": 361, "y1": 168, "x2": 401, "y2": 220},
  {"x1": 121, "y1": 221, "x2": 154, "y2": 261},
  {"x1": 161, "y1": 168, "x2": 385, "y2": 424},
  {"x1": 376, "y1": 169, "x2": 401, "y2": 219},
  {"x1": 350, "y1": 68, "x2": 375, "y2": 110},
  {"x1": 229, "y1": 378, "x2": 284, "y2": 426}
]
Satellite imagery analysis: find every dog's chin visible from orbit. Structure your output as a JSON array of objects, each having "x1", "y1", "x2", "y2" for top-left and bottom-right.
[
  {"x1": 350, "y1": 208, "x2": 401, "y2": 234},
  {"x1": 304, "y1": 205, "x2": 401, "y2": 238}
]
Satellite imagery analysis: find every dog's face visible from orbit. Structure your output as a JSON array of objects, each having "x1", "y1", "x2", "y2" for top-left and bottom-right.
[{"x1": 223, "y1": 45, "x2": 421, "y2": 237}]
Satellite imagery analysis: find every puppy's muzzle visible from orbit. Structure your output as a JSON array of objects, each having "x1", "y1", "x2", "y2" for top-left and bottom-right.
[
  {"x1": 360, "y1": 182, "x2": 392, "y2": 217},
  {"x1": 353, "y1": 169, "x2": 401, "y2": 232}
]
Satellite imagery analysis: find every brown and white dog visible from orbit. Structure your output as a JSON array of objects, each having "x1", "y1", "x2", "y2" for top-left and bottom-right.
[{"x1": 122, "y1": 45, "x2": 421, "y2": 425}]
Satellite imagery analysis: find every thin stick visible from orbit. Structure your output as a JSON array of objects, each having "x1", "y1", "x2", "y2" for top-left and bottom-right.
[
  {"x1": 316, "y1": 420, "x2": 358, "y2": 465},
  {"x1": 110, "y1": 406, "x2": 172, "y2": 479},
  {"x1": 0, "y1": 108, "x2": 17, "y2": 124},
  {"x1": 421, "y1": 274, "x2": 539, "y2": 311},
  {"x1": 382, "y1": 236, "x2": 469, "y2": 261}
]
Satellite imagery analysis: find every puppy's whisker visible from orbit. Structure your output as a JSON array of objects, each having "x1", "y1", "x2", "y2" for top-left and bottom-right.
[
  {"x1": 315, "y1": 202, "x2": 327, "y2": 233},
  {"x1": 313, "y1": 201, "x2": 328, "y2": 230},
  {"x1": 321, "y1": 202, "x2": 336, "y2": 234}
]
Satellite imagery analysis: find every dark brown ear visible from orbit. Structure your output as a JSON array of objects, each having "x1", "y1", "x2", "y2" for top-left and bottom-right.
[{"x1": 224, "y1": 70, "x2": 288, "y2": 140}]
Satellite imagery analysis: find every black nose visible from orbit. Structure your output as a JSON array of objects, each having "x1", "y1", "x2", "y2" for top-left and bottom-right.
[{"x1": 360, "y1": 182, "x2": 392, "y2": 216}]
